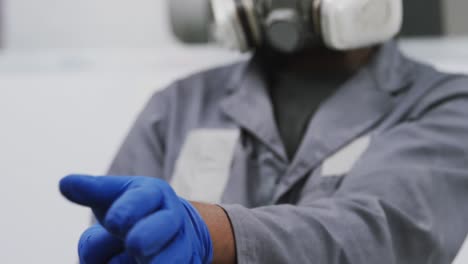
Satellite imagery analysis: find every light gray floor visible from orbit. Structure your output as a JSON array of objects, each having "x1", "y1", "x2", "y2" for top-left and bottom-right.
[{"x1": 0, "y1": 39, "x2": 467, "y2": 263}]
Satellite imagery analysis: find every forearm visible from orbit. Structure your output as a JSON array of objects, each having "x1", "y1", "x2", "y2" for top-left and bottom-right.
[{"x1": 192, "y1": 202, "x2": 237, "y2": 264}]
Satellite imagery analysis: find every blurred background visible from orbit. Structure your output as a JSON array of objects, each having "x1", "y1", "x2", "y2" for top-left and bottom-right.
[{"x1": 0, "y1": 0, "x2": 467, "y2": 263}]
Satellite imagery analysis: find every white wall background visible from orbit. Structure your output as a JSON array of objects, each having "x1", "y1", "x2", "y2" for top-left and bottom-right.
[
  {"x1": 0, "y1": 48, "x2": 241, "y2": 263},
  {"x1": 3, "y1": 0, "x2": 173, "y2": 49},
  {"x1": 0, "y1": 2, "x2": 242, "y2": 263}
]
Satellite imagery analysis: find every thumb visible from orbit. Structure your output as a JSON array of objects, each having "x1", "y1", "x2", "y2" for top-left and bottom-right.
[{"x1": 59, "y1": 174, "x2": 133, "y2": 209}]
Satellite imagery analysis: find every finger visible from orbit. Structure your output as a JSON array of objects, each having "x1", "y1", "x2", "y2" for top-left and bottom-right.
[
  {"x1": 125, "y1": 209, "x2": 184, "y2": 258},
  {"x1": 148, "y1": 233, "x2": 191, "y2": 264},
  {"x1": 104, "y1": 183, "x2": 165, "y2": 237},
  {"x1": 60, "y1": 175, "x2": 134, "y2": 209},
  {"x1": 78, "y1": 225, "x2": 124, "y2": 264},
  {"x1": 108, "y1": 252, "x2": 137, "y2": 264}
]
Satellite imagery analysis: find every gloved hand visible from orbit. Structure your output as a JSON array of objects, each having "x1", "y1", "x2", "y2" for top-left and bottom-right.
[
  {"x1": 77, "y1": 224, "x2": 135, "y2": 264},
  {"x1": 60, "y1": 175, "x2": 214, "y2": 264}
]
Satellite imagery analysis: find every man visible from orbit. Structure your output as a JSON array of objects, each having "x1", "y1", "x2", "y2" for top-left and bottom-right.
[{"x1": 60, "y1": 0, "x2": 468, "y2": 263}]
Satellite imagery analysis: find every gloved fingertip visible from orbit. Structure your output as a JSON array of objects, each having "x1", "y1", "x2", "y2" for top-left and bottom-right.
[
  {"x1": 108, "y1": 252, "x2": 137, "y2": 264},
  {"x1": 59, "y1": 177, "x2": 70, "y2": 196},
  {"x1": 78, "y1": 225, "x2": 101, "y2": 249},
  {"x1": 104, "y1": 213, "x2": 125, "y2": 238},
  {"x1": 63, "y1": 174, "x2": 96, "y2": 184},
  {"x1": 78, "y1": 224, "x2": 125, "y2": 264},
  {"x1": 59, "y1": 174, "x2": 98, "y2": 203},
  {"x1": 78, "y1": 231, "x2": 94, "y2": 264},
  {"x1": 125, "y1": 232, "x2": 145, "y2": 257},
  {"x1": 59, "y1": 174, "x2": 90, "y2": 193}
]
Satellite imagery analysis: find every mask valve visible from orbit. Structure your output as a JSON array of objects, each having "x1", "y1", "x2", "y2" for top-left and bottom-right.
[{"x1": 265, "y1": 9, "x2": 305, "y2": 53}]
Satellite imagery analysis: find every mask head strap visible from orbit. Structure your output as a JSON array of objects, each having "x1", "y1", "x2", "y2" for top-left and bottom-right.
[{"x1": 234, "y1": 0, "x2": 256, "y2": 48}]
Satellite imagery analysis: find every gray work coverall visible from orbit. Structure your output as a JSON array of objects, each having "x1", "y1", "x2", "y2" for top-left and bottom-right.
[{"x1": 108, "y1": 41, "x2": 468, "y2": 263}]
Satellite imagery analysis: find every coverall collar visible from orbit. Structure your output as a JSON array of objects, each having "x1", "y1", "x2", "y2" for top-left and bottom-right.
[
  {"x1": 221, "y1": 41, "x2": 416, "y2": 189},
  {"x1": 221, "y1": 59, "x2": 289, "y2": 161}
]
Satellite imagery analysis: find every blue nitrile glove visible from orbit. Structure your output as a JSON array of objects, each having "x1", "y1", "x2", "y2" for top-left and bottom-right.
[
  {"x1": 60, "y1": 175, "x2": 214, "y2": 264},
  {"x1": 78, "y1": 224, "x2": 136, "y2": 264}
]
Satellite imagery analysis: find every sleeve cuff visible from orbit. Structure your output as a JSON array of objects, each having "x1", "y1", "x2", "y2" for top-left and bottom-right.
[{"x1": 219, "y1": 204, "x2": 259, "y2": 264}]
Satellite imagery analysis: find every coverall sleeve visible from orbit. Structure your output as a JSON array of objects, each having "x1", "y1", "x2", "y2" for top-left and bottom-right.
[
  {"x1": 107, "y1": 87, "x2": 171, "y2": 177},
  {"x1": 221, "y1": 79, "x2": 468, "y2": 264}
]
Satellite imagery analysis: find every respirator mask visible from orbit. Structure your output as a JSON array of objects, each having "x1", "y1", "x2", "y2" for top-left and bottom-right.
[{"x1": 169, "y1": 0, "x2": 403, "y2": 53}]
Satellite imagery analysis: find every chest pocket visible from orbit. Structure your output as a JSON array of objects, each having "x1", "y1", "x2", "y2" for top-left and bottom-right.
[
  {"x1": 170, "y1": 129, "x2": 240, "y2": 203},
  {"x1": 300, "y1": 135, "x2": 372, "y2": 202}
]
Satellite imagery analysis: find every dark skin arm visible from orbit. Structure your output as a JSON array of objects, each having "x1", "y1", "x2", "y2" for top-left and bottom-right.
[
  {"x1": 193, "y1": 45, "x2": 377, "y2": 264},
  {"x1": 192, "y1": 202, "x2": 236, "y2": 264}
]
